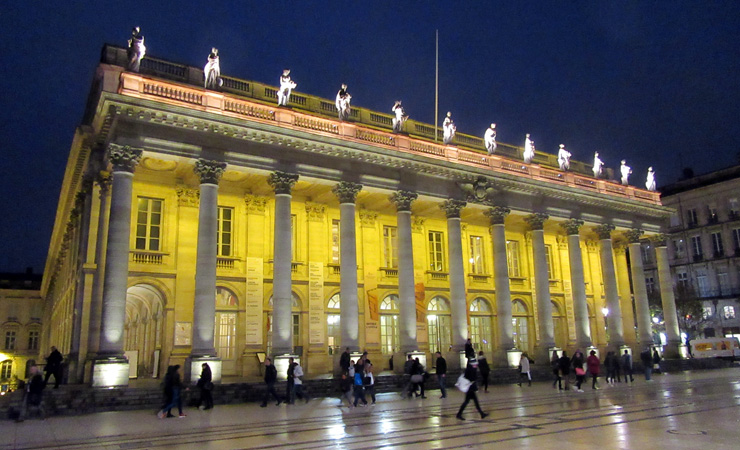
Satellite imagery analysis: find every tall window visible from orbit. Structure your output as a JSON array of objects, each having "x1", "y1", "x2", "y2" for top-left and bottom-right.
[
  {"x1": 135, "y1": 197, "x2": 163, "y2": 251},
  {"x1": 696, "y1": 270, "x2": 709, "y2": 297},
  {"x1": 383, "y1": 226, "x2": 398, "y2": 268},
  {"x1": 724, "y1": 306, "x2": 736, "y2": 320},
  {"x1": 512, "y1": 300, "x2": 529, "y2": 352},
  {"x1": 641, "y1": 245, "x2": 652, "y2": 264},
  {"x1": 708, "y1": 206, "x2": 719, "y2": 223},
  {"x1": 266, "y1": 294, "x2": 301, "y2": 356},
  {"x1": 645, "y1": 276, "x2": 655, "y2": 294},
  {"x1": 290, "y1": 214, "x2": 298, "y2": 261},
  {"x1": 687, "y1": 208, "x2": 698, "y2": 226},
  {"x1": 4, "y1": 330, "x2": 16, "y2": 350},
  {"x1": 729, "y1": 198, "x2": 739, "y2": 216},
  {"x1": 702, "y1": 306, "x2": 713, "y2": 319},
  {"x1": 718, "y1": 271, "x2": 729, "y2": 295},
  {"x1": 733, "y1": 228, "x2": 740, "y2": 251},
  {"x1": 327, "y1": 294, "x2": 341, "y2": 353},
  {"x1": 427, "y1": 297, "x2": 451, "y2": 354},
  {"x1": 469, "y1": 235, "x2": 486, "y2": 274},
  {"x1": 214, "y1": 287, "x2": 238, "y2": 374},
  {"x1": 380, "y1": 295, "x2": 400, "y2": 354},
  {"x1": 711, "y1": 232, "x2": 724, "y2": 257},
  {"x1": 672, "y1": 239, "x2": 686, "y2": 259},
  {"x1": 331, "y1": 220, "x2": 340, "y2": 264},
  {"x1": 552, "y1": 302, "x2": 567, "y2": 349},
  {"x1": 0, "y1": 360, "x2": 11, "y2": 379},
  {"x1": 217, "y1": 206, "x2": 233, "y2": 257},
  {"x1": 507, "y1": 241, "x2": 521, "y2": 277},
  {"x1": 691, "y1": 236, "x2": 703, "y2": 259},
  {"x1": 428, "y1": 231, "x2": 445, "y2": 271},
  {"x1": 676, "y1": 271, "x2": 689, "y2": 290},
  {"x1": 28, "y1": 330, "x2": 39, "y2": 351},
  {"x1": 544, "y1": 245, "x2": 555, "y2": 279},
  {"x1": 469, "y1": 298, "x2": 493, "y2": 354}
]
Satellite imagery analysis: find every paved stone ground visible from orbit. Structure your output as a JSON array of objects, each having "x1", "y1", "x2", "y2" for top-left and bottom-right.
[{"x1": 2, "y1": 368, "x2": 739, "y2": 449}]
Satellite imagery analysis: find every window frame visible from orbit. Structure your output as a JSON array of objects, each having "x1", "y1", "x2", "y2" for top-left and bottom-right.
[
  {"x1": 217, "y1": 206, "x2": 234, "y2": 257},
  {"x1": 427, "y1": 230, "x2": 446, "y2": 272},
  {"x1": 135, "y1": 197, "x2": 164, "y2": 251}
]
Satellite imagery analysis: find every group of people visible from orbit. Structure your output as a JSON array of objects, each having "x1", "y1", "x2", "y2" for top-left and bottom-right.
[
  {"x1": 260, "y1": 356, "x2": 310, "y2": 407},
  {"x1": 337, "y1": 349, "x2": 376, "y2": 408},
  {"x1": 15, "y1": 346, "x2": 64, "y2": 422},
  {"x1": 549, "y1": 348, "x2": 660, "y2": 393}
]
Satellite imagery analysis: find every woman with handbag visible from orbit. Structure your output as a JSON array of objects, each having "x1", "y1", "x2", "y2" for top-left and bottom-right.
[
  {"x1": 517, "y1": 353, "x2": 531, "y2": 387},
  {"x1": 572, "y1": 350, "x2": 586, "y2": 392},
  {"x1": 197, "y1": 362, "x2": 214, "y2": 410},
  {"x1": 456, "y1": 359, "x2": 488, "y2": 420}
]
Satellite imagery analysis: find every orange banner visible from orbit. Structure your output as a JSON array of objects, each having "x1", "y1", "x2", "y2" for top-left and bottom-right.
[
  {"x1": 415, "y1": 283, "x2": 426, "y2": 323},
  {"x1": 367, "y1": 289, "x2": 379, "y2": 321}
]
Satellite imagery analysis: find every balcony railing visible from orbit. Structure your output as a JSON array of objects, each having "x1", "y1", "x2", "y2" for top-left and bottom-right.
[
  {"x1": 381, "y1": 267, "x2": 399, "y2": 278},
  {"x1": 130, "y1": 251, "x2": 165, "y2": 265},
  {"x1": 696, "y1": 287, "x2": 740, "y2": 299},
  {"x1": 216, "y1": 257, "x2": 237, "y2": 270},
  {"x1": 427, "y1": 271, "x2": 449, "y2": 282}
]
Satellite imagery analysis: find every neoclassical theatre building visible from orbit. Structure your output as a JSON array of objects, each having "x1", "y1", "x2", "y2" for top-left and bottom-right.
[{"x1": 42, "y1": 44, "x2": 680, "y2": 386}]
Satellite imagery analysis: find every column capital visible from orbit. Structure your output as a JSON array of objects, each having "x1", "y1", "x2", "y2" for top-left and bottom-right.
[
  {"x1": 96, "y1": 172, "x2": 112, "y2": 193},
  {"x1": 623, "y1": 228, "x2": 645, "y2": 244},
  {"x1": 440, "y1": 199, "x2": 467, "y2": 218},
  {"x1": 390, "y1": 190, "x2": 418, "y2": 212},
  {"x1": 332, "y1": 181, "x2": 363, "y2": 203},
  {"x1": 593, "y1": 223, "x2": 615, "y2": 240},
  {"x1": 194, "y1": 159, "x2": 227, "y2": 184},
  {"x1": 485, "y1": 206, "x2": 510, "y2": 225},
  {"x1": 560, "y1": 218, "x2": 584, "y2": 235},
  {"x1": 267, "y1": 171, "x2": 299, "y2": 195},
  {"x1": 107, "y1": 144, "x2": 143, "y2": 173},
  {"x1": 524, "y1": 213, "x2": 549, "y2": 230},
  {"x1": 649, "y1": 233, "x2": 668, "y2": 247}
]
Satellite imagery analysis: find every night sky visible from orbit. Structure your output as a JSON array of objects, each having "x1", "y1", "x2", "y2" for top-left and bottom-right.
[{"x1": 1, "y1": 1, "x2": 739, "y2": 273}]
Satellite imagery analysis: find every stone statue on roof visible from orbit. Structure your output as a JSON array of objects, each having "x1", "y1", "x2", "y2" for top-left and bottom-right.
[
  {"x1": 204, "y1": 48, "x2": 222, "y2": 89},
  {"x1": 620, "y1": 160, "x2": 632, "y2": 186},
  {"x1": 336, "y1": 84, "x2": 352, "y2": 121},
  {"x1": 593, "y1": 151, "x2": 604, "y2": 178},
  {"x1": 646, "y1": 167, "x2": 656, "y2": 191},
  {"x1": 392, "y1": 101, "x2": 408, "y2": 133},
  {"x1": 484, "y1": 123, "x2": 497, "y2": 154},
  {"x1": 277, "y1": 69, "x2": 296, "y2": 107},
  {"x1": 443, "y1": 112, "x2": 456, "y2": 145},
  {"x1": 523, "y1": 133, "x2": 535, "y2": 163},
  {"x1": 557, "y1": 144, "x2": 571, "y2": 171},
  {"x1": 126, "y1": 27, "x2": 146, "y2": 73}
]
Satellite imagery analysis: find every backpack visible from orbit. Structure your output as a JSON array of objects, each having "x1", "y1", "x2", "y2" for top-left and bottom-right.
[{"x1": 354, "y1": 372, "x2": 363, "y2": 386}]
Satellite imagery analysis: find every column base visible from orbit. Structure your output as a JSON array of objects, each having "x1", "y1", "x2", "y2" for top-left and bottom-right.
[
  {"x1": 273, "y1": 354, "x2": 300, "y2": 381},
  {"x1": 392, "y1": 351, "x2": 426, "y2": 374},
  {"x1": 185, "y1": 355, "x2": 221, "y2": 385},
  {"x1": 533, "y1": 345, "x2": 557, "y2": 365},
  {"x1": 443, "y1": 350, "x2": 466, "y2": 371},
  {"x1": 332, "y1": 352, "x2": 363, "y2": 377},
  {"x1": 662, "y1": 341, "x2": 686, "y2": 360},
  {"x1": 91, "y1": 356, "x2": 129, "y2": 387}
]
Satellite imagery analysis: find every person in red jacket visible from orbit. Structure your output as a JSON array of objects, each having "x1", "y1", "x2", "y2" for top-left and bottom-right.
[{"x1": 586, "y1": 350, "x2": 601, "y2": 390}]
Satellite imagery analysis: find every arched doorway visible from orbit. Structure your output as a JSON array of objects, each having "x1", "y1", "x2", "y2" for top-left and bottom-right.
[
  {"x1": 552, "y1": 301, "x2": 567, "y2": 349},
  {"x1": 469, "y1": 297, "x2": 493, "y2": 354},
  {"x1": 512, "y1": 299, "x2": 531, "y2": 354},
  {"x1": 266, "y1": 292, "x2": 302, "y2": 357},
  {"x1": 380, "y1": 294, "x2": 399, "y2": 355},
  {"x1": 326, "y1": 293, "x2": 341, "y2": 355},
  {"x1": 215, "y1": 287, "x2": 238, "y2": 375},
  {"x1": 124, "y1": 284, "x2": 165, "y2": 378},
  {"x1": 427, "y1": 296, "x2": 451, "y2": 354}
]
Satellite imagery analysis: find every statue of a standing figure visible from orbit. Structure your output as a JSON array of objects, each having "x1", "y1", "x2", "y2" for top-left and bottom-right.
[
  {"x1": 126, "y1": 27, "x2": 146, "y2": 72},
  {"x1": 336, "y1": 84, "x2": 352, "y2": 121},
  {"x1": 593, "y1": 151, "x2": 604, "y2": 178},
  {"x1": 204, "y1": 48, "x2": 222, "y2": 89},
  {"x1": 646, "y1": 167, "x2": 657, "y2": 191},
  {"x1": 484, "y1": 123, "x2": 497, "y2": 154},
  {"x1": 523, "y1": 133, "x2": 535, "y2": 163},
  {"x1": 392, "y1": 101, "x2": 408, "y2": 133},
  {"x1": 443, "y1": 112, "x2": 456, "y2": 145},
  {"x1": 557, "y1": 144, "x2": 571, "y2": 171},
  {"x1": 620, "y1": 160, "x2": 632, "y2": 185},
  {"x1": 277, "y1": 69, "x2": 296, "y2": 106}
]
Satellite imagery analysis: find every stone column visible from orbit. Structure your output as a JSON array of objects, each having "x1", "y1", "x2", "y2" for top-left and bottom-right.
[
  {"x1": 268, "y1": 171, "x2": 299, "y2": 356},
  {"x1": 390, "y1": 191, "x2": 418, "y2": 356},
  {"x1": 332, "y1": 181, "x2": 363, "y2": 352},
  {"x1": 93, "y1": 144, "x2": 142, "y2": 387},
  {"x1": 191, "y1": 160, "x2": 226, "y2": 360},
  {"x1": 87, "y1": 174, "x2": 112, "y2": 356},
  {"x1": 485, "y1": 206, "x2": 515, "y2": 366},
  {"x1": 594, "y1": 224, "x2": 626, "y2": 349},
  {"x1": 652, "y1": 234, "x2": 682, "y2": 358},
  {"x1": 560, "y1": 219, "x2": 592, "y2": 349},
  {"x1": 525, "y1": 213, "x2": 555, "y2": 361},
  {"x1": 441, "y1": 200, "x2": 468, "y2": 360},
  {"x1": 625, "y1": 229, "x2": 653, "y2": 347},
  {"x1": 614, "y1": 244, "x2": 638, "y2": 347}
]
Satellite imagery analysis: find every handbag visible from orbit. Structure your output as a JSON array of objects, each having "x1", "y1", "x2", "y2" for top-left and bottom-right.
[
  {"x1": 575, "y1": 367, "x2": 585, "y2": 376},
  {"x1": 455, "y1": 374, "x2": 471, "y2": 393},
  {"x1": 410, "y1": 374, "x2": 424, "y2": 383}
]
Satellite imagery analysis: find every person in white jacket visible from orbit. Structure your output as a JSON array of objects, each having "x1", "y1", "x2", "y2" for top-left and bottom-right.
[
  {"x1": 518, "y1": 353, "x2": 532, "y2": 387},
  {"x1": 291, "y1": 359, "x2": 309, "y2": 404}
]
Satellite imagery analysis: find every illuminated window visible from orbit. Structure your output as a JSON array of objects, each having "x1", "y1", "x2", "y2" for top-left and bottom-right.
[
  {"x1": 469, "y1": 236, "x2": 485, "y2": 274},
  {"x1": 469, "y1": 298, "x2": 493, "y2": 354},
  {"x1": 266, "y1": 293, "x2": 301, "y2": 355},
  {"x1": 512, "y1": 300, "x2": 529, "y2": 352},
  {"x1": 4, "y1": 330, "x2": 16, "y2": 350},
  {"x1": 0, "y1": 360, "x2": 11, "y2": 379},
  {"x1": 380, "y1": 295, "x2": 399, "y2": 354},
  {"x1": 672, "y1": 239, "x2": 685, "y2": 258},
  {"x1": 28, "y1": 330, "x2": 39, "y2": 351},
  {"x1": 428, "y1": 231, "x2": 445, "y2": 271},
  {"x1": 214, "y1": 287, "x2": 238, "y2": 362},
  {"x1": 327, "y1": 293, "x2": 341, "y2": 352},
  {"x1": 331, "y1": 220, "x2": 340, "y2": 264},
  {"x1": 702, "y1": 306, "x2": 713, "y2": 320},
  {"x1": 545, "y1": 244, "x2": 555, "y2": 279},
  {"x1": 427, "y1": 297, "x2": 451, "y2": 354},
  {"x1": 383, "y1": 226, "x2": 398, "y2": 268},
  {"x1": 217, "y1": 206, "x2": 233, "y2": 257},
  {"x1": 507, "y1": 241, "x2": 521, "y2": 277},
  {"x1": 135, "y1": 197, "x2": 163, "y2": 251},
  {"x1": 724, "y1": 306, "x2": 736, "y2": 320},
  {"x1": 641, "y1": 244, "x2": 652, "y2": 264}
]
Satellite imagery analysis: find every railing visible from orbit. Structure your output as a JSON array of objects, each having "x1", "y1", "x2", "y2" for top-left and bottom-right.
[
  {"x1": 140, "y1": 57, "x2": 187, "y2": 80},
  {"x1": 217, "y1": 257, "x2": 236, "y2": 269},
  {"x1": 130, "y1": 251, "x2": 164, "y2": 265},
  {"x1": 469, "y1": 274, "x2": 491, "y2": 283},
  {"x1": 328, "y1": 264, "x2": 341, "y2": 275},
  {"x1": 356, "y1": 129, "x2": 394, "y2": 146},
  {"x1": 224, "y1": 99, "x2": 276, "y2": 121},
  {"x1": 381, "y1": 267, "x2": 398, "y2": 278},
  {"x1": 143, "y1": 82, "x2": 202, "y2": 105},
  {"x1": 295, "y1": 116, "x2": 339, "y2": 134},
  {"x1": 427, "y1": 271, "x2": 449, "y2": 281}
]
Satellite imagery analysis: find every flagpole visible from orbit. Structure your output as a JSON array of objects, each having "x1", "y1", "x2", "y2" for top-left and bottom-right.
[{"x1": 435, "y1": 29, "x2": 439, "y2": 142}]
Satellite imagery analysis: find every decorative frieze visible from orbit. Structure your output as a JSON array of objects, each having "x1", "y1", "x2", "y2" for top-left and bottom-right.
[
  {"x1": 194, "y1": 159, "x2": 227, "y2": 184},
  {"x1": 107, "y1": 143, "x2": 143, "y2": 173},
  {"x1": 390, "y1": 190, "x2": 418, "y2": 212},
  {"x1": 524, "y1": 213, "x2": 549, "y2": 231},
  {"x1": 485, "y1": 206, "x2": 510, "y2": 225},
  {"x1": 305, "y1": 202, "x2": 326, "y2": 222},
  {"x1": 593, "y1": 224, "x2": 615, "y2": 240},
  {"x1": 267, "y1": 171, "x2": 299, "y2": 195},
  {"x1": 359, "y1": 209, "x2": 378, "y2": 226},
  {"x1": 459, "y1": 176, "x2": 496, "y2": 203},
  {"x1": 440, "y1": 199, "x2": 467, "y2": 219},
  {"x1": 623, "y1": 228, "x2": 644, "y2": 244},
  {"x1": 332, "y1": 181, "x2": 363, "y2": 204},
  {"x1": 244, "y1": 194, "x2": 267, "y2": 214},
  {"x1": 176, "y1": 187, "x2": 200, "y2": 207},
  {"x1": 560, "y1": 218, "x2": 584, "y2": 236},
  {"x1": 412, "y1": 216, "x2": 426, "y2": 233}
]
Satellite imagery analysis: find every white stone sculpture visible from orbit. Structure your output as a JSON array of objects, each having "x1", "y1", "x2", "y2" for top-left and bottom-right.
[
  {"x1": 126, "y1": 27, "x2": 146, "y2": 73},
  {"x1": 277, "y1": 69, "x2": 296, "y2": 106},
  {"x1": 557, "y1": 144, "x2": 571, "y2": 171},
  {"x1": 443, "y1": 112, "x2": 456, "y2": 145},
  {"x1": 336, "y1": 84, "x2": 352, "y2": 121},
  {"x1": 646, "y1": 167, "x2": 656, "y2": 191},
  {"x1": 484, "y1": 123, "x2": 497, "y2": 154},
  {"x1": 392, "y1": 101, "x2": 408, "y2": 133},
  {"x1": 620, "y1": 160, "x2": 632, "y2": 186},
  {"x1": 523, "y1": 133, "x2": 535, "y2": 163},
  {"x1": 204, "y1": 48, "x2": 222, "y2": 89},
  {"x1": 593, "y1": 152, "x2": 604, "y2": 178}
]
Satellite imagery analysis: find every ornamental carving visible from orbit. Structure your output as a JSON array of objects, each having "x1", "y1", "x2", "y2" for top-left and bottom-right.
[
  {"x1": 459, "y1": 176, "x2": 496, "y2": 203},
  {"x1": 332, "y1": 181, "x2": 363, "y2": 204},
  {"x1": 96, "y1": 172, "x2": 112, "y2": 194},
  {"x1": 412, "y1": 216, "x2": 426, "y2": 233},
  {"x1": 390, "y1": 190, "x2": 418, "y2": 212},
  {"x1": 176, "y1": 187, "x2": 200, "y2": 207},
  {"x1": 560, "y1": 218, "x2": 584, "y2": 236},
  {"x1": 440, "y1": 199, "x2": 467, "y2": 218},
  {"x1": 107, "y1": 143, "x2": 143, "y2": 173},
  {"x1": 267, "y1": 171, "x2": 299, "y2": 195},
  {"x1": 244, "y1": 194, "x2": 267, "y2": 214},
  {"x1": 194, "y1": 159, "x2": 227, "y2": 184},
  {"x1": 593, "y1": 224, "x2": 615, "y2": 240},
  {"x1": 649, "y1": 233, "x2": 668, "y2": 247},
  {"x1": 359, "y1": 209, "x2": 378, "y2": 227},
  {"x1": 524, "y1": 213, "x2": 549, "y2": 231},
  {"x1": 485, "y1": 206, "x2": 510, "y2": 225},
  {"x1": 623, "y1": 228, "x2": 645, "y2": 244},
  {"x1": 585, "y1": 240, "x2": 599, "y2": 252},
  {"x1": 305, "y1": 202, "x2": 326, "y2": 222}
]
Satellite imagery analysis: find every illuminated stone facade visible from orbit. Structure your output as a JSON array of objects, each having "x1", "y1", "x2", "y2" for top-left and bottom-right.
[{"x1": 1, "y1": 271, "x2": 43, "y2": 387}]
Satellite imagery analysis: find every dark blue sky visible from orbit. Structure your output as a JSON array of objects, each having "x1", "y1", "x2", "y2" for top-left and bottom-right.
[{"x1": 1, "y1": 1, "x2": 739, "y2": 273}]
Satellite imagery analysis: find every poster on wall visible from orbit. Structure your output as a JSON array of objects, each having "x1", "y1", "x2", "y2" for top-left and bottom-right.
[
  {"x1": 245, "y1": 257, "x2": 264, "y2": 345},
  {"x1": 563, "y1": 280, "x2": 577, "y2": 342},
  {"x1": 175, "y1": 322, "x2": 191, "y2": 346},
  {"x1": 308, "y1": 261, "x2": 325, "y2": 345},
  {"x1": 364, "y1": 271, "x2": 380, "y2": 346},
  {"x1": 415, "y1": 282, "x2": 426, "y2": 323}
]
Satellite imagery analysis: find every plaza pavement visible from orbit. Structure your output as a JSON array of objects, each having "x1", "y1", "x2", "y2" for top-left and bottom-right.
[{"x1": 2, "y1": 367, "x2": 739, "y2": 450}]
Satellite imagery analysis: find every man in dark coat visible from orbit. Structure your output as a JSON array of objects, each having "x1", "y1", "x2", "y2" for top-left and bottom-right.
[
  {"x1": 435, "y1": 352, "x2": 447, "y2": 398},
  {"x1": 260, "y1": 358, "x2": 282, "y2": 407},
  {"x1": 339, "y1": 347, "x2": 351, "y2": 375},
  {"x1": 196, "y1": 362, "x2": 214, "y2": 410},
  {"x1": 44, "y1": 346, "x2": 63, "y2": 388}
]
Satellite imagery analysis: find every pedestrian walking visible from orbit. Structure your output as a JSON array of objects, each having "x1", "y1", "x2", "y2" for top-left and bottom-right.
[
  {"x1": 410, "y1": 357, "x2": 427, "y2": 398},
  {"x1": 464, "y1": 338, "x2": 475, "y2": 360},
  {"x1": 158, "y1": 365, "x2": 186, "y2": 418},
  {"x1": 286, "y1": 357, "x2": 296, "y2": 402},
  {"x1": 652, "y1": 348, "x2": 662, "y2": 374},
  {"x1": 586, "y1": 350, "x2": 601, "y2": 390},
  {"x1": 551, "y1": 350, "x2": 562, "y2": 389},
  {"x1": 401, "y1": 354, "x2": 415, "y2": 398},
  {"x1": 621, "y1": 349, "x2": 634, "y2": 382},
  {"x1": 338, "y1": 373, "x2": 354, "y2": 408},
  {"x1": 435, "y1": 351, "x2": 447, "y2": 398},
  {"x1": 640, "y1": 348, "x2": 653, "y2": 381},
  {"x1": 558, "y1": 351, "x2": 571, "y2": 391},
  {"x1": 572, "y1": 350, "x2": 585, "y2": 392},
  {"x1": 292, "y1": 359, "x2": 310, "y2": 403},
  {"x1": 352, "y1": 365, "x2": 368, "y2": 407},
  {"x1": 517, "y1": 352, "x2": 531, "y2": 387},
  {"x1": 478, "y1": 351, "x2": 491, "y2": 392},
  {"x1": 603, "y1": 351, "x2": 615, "y2": 385},
  {"x1": 43, "y1": 346, "x2": 64, "y2": 388},
  {"x1": 456, "y1": 359, "x2": 488, "y2": 420},
  {"x1": 364, "y1": 363, "x2": 376, "y2": 405},
  {"x1": 260, "y1": 357, "x2": 282, "y2": 407},
  {"x1": 17, "y1": 365, "x2": 45, "y2": 422},
  {"x1": 339, "y1": 347, "x2": 351, "y2": 375},
  {"x1": 196, "y1": 362, "x2": 214, "y2": 410}
]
